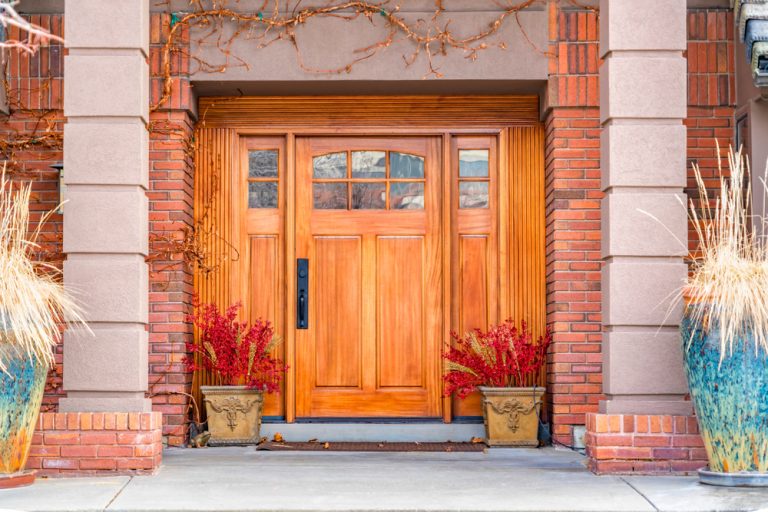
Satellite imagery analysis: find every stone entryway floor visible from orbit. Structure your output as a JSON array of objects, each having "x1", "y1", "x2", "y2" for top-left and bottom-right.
[{"x1": 2, "y1": 447, "x2": 768, "y2": 512}]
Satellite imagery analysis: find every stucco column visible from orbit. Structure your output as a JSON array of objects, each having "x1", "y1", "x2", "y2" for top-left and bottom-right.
[
  {"x1": 599, "y1": 0, "x2": 691, "y2": 415},
  {"x1": 60, "y1": 0, "x2": 151, "y2": 412}
]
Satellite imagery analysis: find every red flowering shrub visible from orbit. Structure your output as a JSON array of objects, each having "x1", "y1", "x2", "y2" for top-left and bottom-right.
[
  {"x1": 443, "y1": 320, "x2": 551, "y2": 398},
  {"x1": 184, "y1": 301, "x2": 285, "y2": 392}
]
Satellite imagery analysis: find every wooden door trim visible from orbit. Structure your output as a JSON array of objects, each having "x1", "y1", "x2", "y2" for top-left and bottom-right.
[
  {"x1": 199, "y1": 95, "x2": 539, "y2": 128},
  {"x1": 193, "y1": 97, "x2": 547, "y2": 425}
]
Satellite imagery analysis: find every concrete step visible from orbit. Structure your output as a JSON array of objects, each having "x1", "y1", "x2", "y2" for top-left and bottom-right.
[{"x1": 260, "y1": 421, "x2": 485, "y2": 442}]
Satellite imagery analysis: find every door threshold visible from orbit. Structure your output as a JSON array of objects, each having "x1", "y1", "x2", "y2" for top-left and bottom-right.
[{"x1": 260, "y1": 422, "x2": 484, "y2": 443}]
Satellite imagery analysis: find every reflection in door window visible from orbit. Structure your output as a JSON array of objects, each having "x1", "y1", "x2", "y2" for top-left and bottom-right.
[
  {"x1": 313, "y1": 183, "x2": 348, "y2": 209},
  {"x1": 352, "y1": 151, "x2": 386, "y2": 178},
  {"x1": 390, "y1": 182, "x2": 424, "y2": 209},
  {"x1": 248, "y1": 149, "x2": 279, "y2": 209},
  {"x1": 312, "y1": 150, "x2": 425, "y2": 210},
  {"x1": 313, "y1": 152, "x2": 347, "y2": 178}
]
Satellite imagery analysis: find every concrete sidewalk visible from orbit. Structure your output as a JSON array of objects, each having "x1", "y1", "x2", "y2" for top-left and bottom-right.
[{"x1": 2, "y1": 447, "x2": 768, "y2": 512}]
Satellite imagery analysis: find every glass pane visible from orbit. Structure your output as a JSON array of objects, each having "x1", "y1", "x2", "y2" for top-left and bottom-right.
[
  {"x1": 248, "y1": 150, "x2": 278, "y2": 178},
  {"x1": 351, "y1": 182, "x2": 386, "y2": 209},
  {"x1": 459, "y1": 149, "x2": 489, "y2": 178},
  {"x1": 390, "y1": 182, "x2": 424, "y2": 210},
  {"x1": 390, "y1": 152, "x2": 424, "y2": 178},
  {"x1": 459, "y1": 181, "x2": 489, "y2": 209},
  {"x1": 351, "y1": 151, "x2": 386, "y2": 178},
  {"x1": 313, "y1": 152, "x2": 347, "y2": 178},
  {"x1": 313, "y1": 183, "x2": 348, "y2": 209},
  {"x1": 248, "y1": 181, "x2": 278, "y2": 208}
]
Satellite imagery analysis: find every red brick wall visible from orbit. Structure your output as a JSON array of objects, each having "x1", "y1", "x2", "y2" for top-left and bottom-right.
[
  {"x1": 685, "y1": 9, "x2": 736, "y2": 252},
  {"x1": 0, "y1": 15, "x2": 65, "y2": 412},
  {"x1": 544, "y1": 5, "x2": 603, "y2": 447},
  {"x1": 147, "y1": 13, "x2": 195, "y2": 447},
  {"x1": 27, "y1": 412, "x2": 162, "y2": 475},
  {"x1": 586, "y1": 413, "x2": 707, "y2": 475}
]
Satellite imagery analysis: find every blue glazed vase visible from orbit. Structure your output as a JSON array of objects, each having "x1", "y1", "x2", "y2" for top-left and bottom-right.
[
  {"x1": 681, "y1": 311, "x2": 768, "y2": 473},
  {"x1": 0, "y1": 345, "x2": 48, "y2": 475}
]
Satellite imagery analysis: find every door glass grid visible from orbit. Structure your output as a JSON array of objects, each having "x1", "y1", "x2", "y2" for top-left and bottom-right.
[
  {"x1": 312, "y1": 150, "x2": 425, "y2": 210},
  {"x1": 248, "y1": 149, "x2": 279, "y2": 208},
  {"x1": 458, "y1": 149, "x2": 489, "y2": 209}
]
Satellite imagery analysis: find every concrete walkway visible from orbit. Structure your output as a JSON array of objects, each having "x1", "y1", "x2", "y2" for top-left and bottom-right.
[{"x1": 2, "y1": 447, "x2": 768, "y2": 512}]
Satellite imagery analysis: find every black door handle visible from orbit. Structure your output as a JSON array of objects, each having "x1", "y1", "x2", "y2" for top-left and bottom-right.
[{"x1": 297, "y1": 258, "x2": 308, "y2": 329}]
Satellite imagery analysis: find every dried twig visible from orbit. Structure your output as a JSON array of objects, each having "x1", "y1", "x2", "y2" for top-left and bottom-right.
[{"x1": 0, "y1": 0, "x2": 64, "y2": 55}]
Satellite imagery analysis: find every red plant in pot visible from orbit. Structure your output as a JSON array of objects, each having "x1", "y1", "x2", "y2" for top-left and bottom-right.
[
  {"x1": 443, "y1": 320, "x2": 551, "y2": 398},
  {"x1": 184, "y1": 301, "x2": 285, "y2": 392}
]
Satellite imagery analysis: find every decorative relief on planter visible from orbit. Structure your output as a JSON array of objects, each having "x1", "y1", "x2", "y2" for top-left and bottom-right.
[
  {"x1": 206, "y1": 395, "x2": 259, "y2": 432},
  {"x1": 486, "y1": 398, "x2": 536, "y2": 433}
]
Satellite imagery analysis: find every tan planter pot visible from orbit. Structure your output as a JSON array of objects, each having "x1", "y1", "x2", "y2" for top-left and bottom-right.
[
  {"x1": 479, "y1": 386, "x2": 545, "y2": 447},
  {"x1": 201, "y1": 386, "x2": 263, "y2": 446}
]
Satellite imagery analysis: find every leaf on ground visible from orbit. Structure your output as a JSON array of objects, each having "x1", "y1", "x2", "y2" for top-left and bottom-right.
[
  {"x1": 323, "y1": 442, "x2": 330, "y2": 449},
  {"x1": 273, "y1": 432, "x2": 284, "y2": 443},
  {"x1": 471, "y1": 437, "x2": 484, "y2": 444}
]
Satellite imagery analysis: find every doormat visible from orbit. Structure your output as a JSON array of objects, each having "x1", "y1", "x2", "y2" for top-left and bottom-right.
[{"x1": 256, "y1": 441, "x2": 487, "y2": 452}]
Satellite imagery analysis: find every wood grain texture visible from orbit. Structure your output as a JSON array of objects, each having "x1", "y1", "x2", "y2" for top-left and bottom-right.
[
  {"x1": 193, "y1": 128, "x2": 237, "y2": 413},
  {"x1": 377, "y1": 237, "x2": 424, "y2": 388},
  {"x1": 508, "y1": 126, "x2": 547, "y2": 388},
  {"x1": 199, "y1": 96, "x2": 539, "y2": 127},
  {"x1": 313, "y1": 237, "x2": 362, "y2": 388}
]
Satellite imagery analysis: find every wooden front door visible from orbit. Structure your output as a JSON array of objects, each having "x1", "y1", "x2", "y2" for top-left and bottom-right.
[{"x1": 295, "y1": 137, "x2": 443, "y2": 418}]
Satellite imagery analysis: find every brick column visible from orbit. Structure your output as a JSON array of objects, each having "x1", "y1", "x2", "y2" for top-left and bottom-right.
[
  {"x1": 60, "y1": 0, "x2": 151, "y2": 412},
  {"x1": 599, "y1": 0, "x2": 690, "y2": 414}
]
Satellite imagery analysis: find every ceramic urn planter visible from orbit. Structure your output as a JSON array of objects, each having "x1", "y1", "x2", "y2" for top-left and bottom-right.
[
  {"x1": 201, "y1": 386, "x2": 264, "y2": 446},
  {"x1": 0, "y1": 345, "x2": 48, "y2": 488},
  {"x1": 479, "y1": 386, "x2": 544, "y2": 447},
  {"x1": 681, "y1": 313, "x2": 768, "y2": 485}
]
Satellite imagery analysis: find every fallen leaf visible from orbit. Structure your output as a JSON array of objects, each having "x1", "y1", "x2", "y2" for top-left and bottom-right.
[
  {"x1": 258, "y1": 436, "x2": 268, "y2": 444},
  {"x1": 323, "y1": 442, "x2": 330, "y2": 449},
  {"x1": 273, "y1": 432, "x2": 284, "y2": 443},
  {"x1": 308, "y1": 438, "x2": 319, "y2": 443},
  {"x1": 471, "y1": 437, "x2": 484, "y2": 444}
]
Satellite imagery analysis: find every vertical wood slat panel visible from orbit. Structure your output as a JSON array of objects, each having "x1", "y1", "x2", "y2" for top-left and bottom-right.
[
  {"x1": 192, "y1": 127, "x2": 236, "y2": 413},
  {"x1": 508, "y1": 126, "x2": 547, "y2": 388}
]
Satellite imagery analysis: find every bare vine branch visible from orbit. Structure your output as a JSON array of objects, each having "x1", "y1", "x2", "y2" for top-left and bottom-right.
[{"x1": 0, "y1": 0, "x2": 63, "y2": 55}]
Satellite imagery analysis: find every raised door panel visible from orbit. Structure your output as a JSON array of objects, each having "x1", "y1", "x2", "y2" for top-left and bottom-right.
[
  {"x1": 459, "y1": 235, "x2": 490, "y2": 335},
  {"x1": 248, "y1": 235, "x2": 284, "y2": 416},
  {"x1": 313, "y1": 236, "x2": 362, "y2": 388},
  {"x1": 377, "y1": 236, "x2": 424, "y2": 389}
]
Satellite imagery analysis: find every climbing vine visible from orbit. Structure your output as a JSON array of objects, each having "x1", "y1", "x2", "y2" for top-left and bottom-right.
[{"x1": 152, "y1": 0, "x2": 592, "y2": 111}]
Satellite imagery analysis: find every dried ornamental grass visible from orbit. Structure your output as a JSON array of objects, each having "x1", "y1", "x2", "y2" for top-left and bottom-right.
[
  {"x1": 684, "y1": 146, "x2": 768, "y2": 359},
  {"x1": 0, "y1": 166, "x2": 86, "y2": 371}
]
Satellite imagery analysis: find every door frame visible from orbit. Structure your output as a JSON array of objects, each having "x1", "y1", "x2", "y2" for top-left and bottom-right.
[{"x1": 193, "y1": 96, "x2": 546, "y2": 424}]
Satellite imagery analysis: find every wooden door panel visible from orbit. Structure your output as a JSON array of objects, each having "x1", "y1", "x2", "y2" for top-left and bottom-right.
[
  {"x1": 313, "y1": 236, "x2": 362, "y2": 388},
  {"x1": 377, "y1": 236, "x2": 425, "y2": 389},
  {"x1": 248, "y1": 235, "x2": 284, "y2": 415},
  {"x1": 459, "y1": 235, "x2": 490, "y2": 335}
]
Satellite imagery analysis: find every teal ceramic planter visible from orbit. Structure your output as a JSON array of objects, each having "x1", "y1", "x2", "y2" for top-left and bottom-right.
[
  {"x1": 681, "y1": 311, "x2": 768, "y2": 481},
  {"x1": 0, "y1": 345, "x2": 47, "y2": 477}
]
